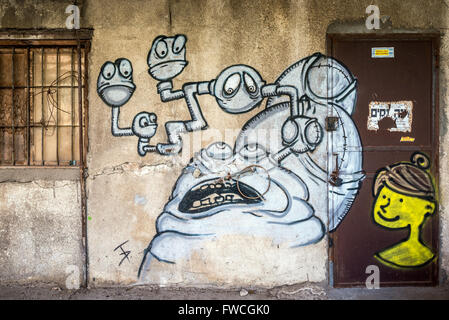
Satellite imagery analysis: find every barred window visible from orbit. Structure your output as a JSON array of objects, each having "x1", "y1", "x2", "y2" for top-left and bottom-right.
[{"x1": 0, "y1": 40, "x2": 88, "y2": 166}]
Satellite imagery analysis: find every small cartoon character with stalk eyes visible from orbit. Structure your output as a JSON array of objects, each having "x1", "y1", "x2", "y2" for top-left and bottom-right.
[
  {"x1": 97, "y1": 58, "x2": 158, "y2": 156},
  {"x1": 146, "y1": 34, "x2": 310, "y2": 156},
  {"x1": 372, "y1": 152, "x2": 437, "y2": 268}
]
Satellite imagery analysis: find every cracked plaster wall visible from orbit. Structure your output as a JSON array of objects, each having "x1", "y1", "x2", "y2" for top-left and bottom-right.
[{"x1": 0, "y1": 180, "x2": 83, "y2": 285}]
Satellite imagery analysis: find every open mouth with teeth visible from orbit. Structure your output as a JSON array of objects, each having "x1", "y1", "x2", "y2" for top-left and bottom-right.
[{"x1": 178, "y1": 178, "x2": 262, "y2": 214}]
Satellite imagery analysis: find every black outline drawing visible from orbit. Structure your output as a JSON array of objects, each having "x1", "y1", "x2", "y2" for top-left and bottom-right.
[
  {"x1": 97, "y1": 58, "x2": 158, "y2": 156},
  {"x1": 93, "y1": 35, "x2": 366, "y2": 281},
  {"x1": 137, "y1": 52, "x2": 365, "y2": 280},
  {"x1": 147, "y1": 34, "x2": 209, "y2": 155},
  {"x1": 371, "y1": 152, "x2": 437, "y2": 269},
  {"x1": 98, "y1": 38, "x2": 343, "y2": 159},
  {"x1": 114, "y1": 240, "x2": 131, "y2": 267}
]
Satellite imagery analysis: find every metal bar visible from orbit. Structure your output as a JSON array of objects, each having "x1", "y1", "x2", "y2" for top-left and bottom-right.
[
  {"x1": 41, "y1": 47, "x2": 44, "y2": 165},
  {"x1": 0, "y1": 85, "x2": 85, "y2": 89},
  {"x1": 362, "y1": 146, "x2": 433, "y2": 151},
  {"x1": 56, "y1": 47, "x2": 59, "y2": 165},
  {"x1": 11, "y1": 47, "x2": 15, "y2": 165},
  {"x1": 326, "y1": 33, "x2": 441, "y2": 41},
  {"x1": 0, "y1": 40, "x2": 91, "y2": 47},
  {"x1": 31, "y1": 48, "x2": 35, "y2": 165},
  {"x1": 0, "y1": 124, "x2": 81, "y2": 128},
  {"x1": 26, "y1": 47, "x2": 30, "y2": 165},
  {"x1": 82, "y1": 41, "x2": 90, "y2": 289},
  {"x1": 77, "y1": 40, "x2": 88, "y2": 289},
  {"x1": 0, "y1": 44, "x2": 85, "y2": 47},
  {"x1": 71, "y1": 47, "x2": 75, "y2": 162},
  {"x1": 77, "y1": 45, "x2": 83, "y2": 167},
  {"x1": 0, "y1": 165, "x2": 82, "y2": 169},
  {"x1": 83, "y1": 43, "x2": 89, "y2": 167},
  {"x1": 431, "y1": 36, "x2": 440, "y2": 285}
]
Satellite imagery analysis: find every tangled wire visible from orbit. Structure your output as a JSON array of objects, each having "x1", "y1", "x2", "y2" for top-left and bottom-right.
[{"x1": 33, "y1": 70, "x2": 84, "y2": 135}]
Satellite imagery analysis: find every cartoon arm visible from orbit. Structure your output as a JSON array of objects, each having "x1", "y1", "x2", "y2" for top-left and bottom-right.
[
  {"x1": 157, "y1": 81, "x2": 185, "y2": 102},
  {"x1": 156, "y1": 80, "x2": 209, "y2": 131},
  {"x1": 261, "y1": 84, "x2": 300, "y2": 117},
  {"x1": 111, "y1": 107, "x2": 133, "y2": 136},
  {"x1": 155, "y1": 81, "x2": 210, "y2": 155},
  {"x1": 183, "y1": 81, "x2": 210, "y2": 131}
]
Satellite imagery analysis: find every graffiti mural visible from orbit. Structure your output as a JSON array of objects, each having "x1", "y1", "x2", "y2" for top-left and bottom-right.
[
  {"x1": 97, "y1": 35, "x2": 362, "y2": 169},
  {"x1": 134, "y1": 49, "x2": 365, "y2": 279},
  {"x1": 147, "y1": 34, "x2": 210, "y2": 155},
  {"x1": 372, "y1": 152, "x2": 437, "y2": 269}
]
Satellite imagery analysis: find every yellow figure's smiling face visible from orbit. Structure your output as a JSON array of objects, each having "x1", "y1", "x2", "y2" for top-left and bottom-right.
[{"x1": 373, "y1": 186, "x2": 435, "y2": 229}]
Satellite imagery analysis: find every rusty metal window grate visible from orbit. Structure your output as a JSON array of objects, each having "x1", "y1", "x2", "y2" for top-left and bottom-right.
[{"x1": 0, "y1": 43, "x2": 88, "y2": 166}]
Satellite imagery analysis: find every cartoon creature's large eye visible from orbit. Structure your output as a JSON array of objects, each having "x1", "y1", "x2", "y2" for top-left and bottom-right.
[
  {"x1": 102, "y1": 62, "x2": 116, "y2": 80},
  {"x1": 243, "y1": 72, "x2": 258, "y2": 95},
  {"x1": 149, "y1": 113, "x2": 157, "y2": 123},
  {"x1": 139, "y1": 116, "x2": 149, "y2": 128},
  {"x1": 155, "y1": 40, "x2": 168, "y2": 58},
  {"x1": 118, "y1": 59, "x2": 132, "y2": 78},
  {"x1": 206, "y1": 142, "x2": 233, "y2": 160},
  {"x1": 172, "y1": 35, "x2": 186, "y2": 54},
  {"x1": 223, "y1": 73, "x2": 241, "y2": 97},
  {"x1": 238, "y1": 143, "x2": 267, "y2": 162}
]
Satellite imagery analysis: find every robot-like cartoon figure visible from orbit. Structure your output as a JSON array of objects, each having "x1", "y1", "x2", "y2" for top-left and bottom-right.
[
  {"x1": 98, "y1": 35, "x2": 325, "y2": 158},
  {"x1": 97, "y1": 58, "x2": 158, "y2": 156},
  {"x1": 147, "y1": 34, "x2": 314, "y2": 156},
  {"x1": 147, "y1": 34, "x2": 209, "y2": 155}
]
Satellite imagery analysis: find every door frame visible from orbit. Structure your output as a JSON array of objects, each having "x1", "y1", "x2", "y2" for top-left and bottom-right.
[{"x1": 326, "y1": 32, "x2": 441, "y2": 287}]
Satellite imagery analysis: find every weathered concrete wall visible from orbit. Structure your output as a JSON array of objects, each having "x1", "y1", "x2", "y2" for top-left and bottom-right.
[
  {"x1": 0, "y1": 0, "x2": 86, "y2": 29},
  {"x1": 0, "y1": 0, "x2": 448, "y2": 288},
  {"x1": 0, "y1": 180, "x2": 83, "y2": 285}
]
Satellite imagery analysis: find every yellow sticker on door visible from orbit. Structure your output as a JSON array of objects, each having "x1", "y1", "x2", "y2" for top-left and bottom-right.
[
  {"x1": 372, "y1": 47, "x2": 395, "y2": 58},
  {"x1": 400, "y1": 136, "x2": 416, "y2": 142},
  {"x1": 367, "y1": 101, "x2": 413, "y2": 132}
]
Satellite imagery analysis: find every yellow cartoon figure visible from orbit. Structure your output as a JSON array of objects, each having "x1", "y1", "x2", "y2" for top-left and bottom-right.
[{"x1": 372, "y1": 152, "x2": 437, "y2": 269}]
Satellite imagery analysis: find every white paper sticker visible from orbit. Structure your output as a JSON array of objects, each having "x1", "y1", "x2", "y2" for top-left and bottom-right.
[{"x1": 367, "y1": 101, "x2": 413, "y2": 132}]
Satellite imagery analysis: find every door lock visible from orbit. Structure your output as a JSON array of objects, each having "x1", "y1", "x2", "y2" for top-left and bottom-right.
[
  {"x1": 325, "y1": 116, "x2": 340, "y2": 131},
  {"x1": 329, "y1": 153, "x2": 343, "y2": 187}
]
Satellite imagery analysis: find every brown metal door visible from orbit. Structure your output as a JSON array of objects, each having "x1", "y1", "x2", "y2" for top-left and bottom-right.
[{"x1": 328, "y1": 35, "x2": 439, "y2": 287}]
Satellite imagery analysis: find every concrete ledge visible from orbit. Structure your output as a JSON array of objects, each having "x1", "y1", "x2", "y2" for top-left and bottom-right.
[
  {"x1": 0, "y1": 28, "x2": 93, "y2": 40},
  {"x1": 0, "y1": 167, "x2": 81, "y2": 182}
]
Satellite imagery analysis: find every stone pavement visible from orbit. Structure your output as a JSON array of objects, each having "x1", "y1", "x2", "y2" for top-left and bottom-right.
[{"x1": 1, "y1": 283, "x2": 449, "y2": 300}]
